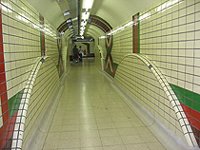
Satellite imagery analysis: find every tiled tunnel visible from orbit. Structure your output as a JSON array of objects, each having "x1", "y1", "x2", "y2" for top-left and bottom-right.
[{"x1": 0, "y1": 0, "x2": 200, "y2": 150}]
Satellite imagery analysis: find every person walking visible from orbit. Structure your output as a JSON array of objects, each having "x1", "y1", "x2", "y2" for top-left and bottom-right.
[
  {"x1": 73, "y1": 45, "x2": 79, "y2": 63},
  {"x1": 79, "y1": 46, "x2": 83, "y2": 62}
]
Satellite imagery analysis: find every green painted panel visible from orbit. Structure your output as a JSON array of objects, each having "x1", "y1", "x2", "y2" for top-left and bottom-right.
[
  {"x1": 170, "y1": 84, "x2": 200, "y2": 112},
  {"x1": 8, "y1": 89, "x2": 24, "y2": 117}
]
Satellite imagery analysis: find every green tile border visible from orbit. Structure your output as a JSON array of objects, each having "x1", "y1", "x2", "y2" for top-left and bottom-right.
[
  {"x1": 170, "y1": 84, "x2": 200, "y2": 112},
  {"x1": 8, "y1": 89, "x2": 24, "y2": 117}
]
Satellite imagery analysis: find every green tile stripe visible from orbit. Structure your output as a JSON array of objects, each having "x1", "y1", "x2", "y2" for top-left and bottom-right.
[
  {"x1": 170, "y1": 84, "x2": 200, "y2": 112},
  {"x1": 8, "y1": 89, "x2": 24, "y2": 117}
]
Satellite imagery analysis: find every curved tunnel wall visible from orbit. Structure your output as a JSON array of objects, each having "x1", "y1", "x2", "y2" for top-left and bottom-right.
[
  {"x1": 98, "y1": 0, "x2": 200, "y2": 147},
  {"x1": 0, "y1": 0, "x2": 200, "y2": 149},
  {"x1": 12, "y1": 57, "x2": 60, "y2": 150},
  {"x1": 114, "y1": 54, "x2": 196, "y2": 148},
  {"x1": 0, "y1": 0, "x2": 68, "y2": 149}
]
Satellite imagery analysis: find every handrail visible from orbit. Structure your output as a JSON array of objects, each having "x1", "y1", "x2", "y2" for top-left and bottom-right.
[
  {"x1": 116, "y1": 53, "x2": 198, "y2": 147},
  {"x1": 11, "y1": 56, "x2": 47, "y2": 150}
]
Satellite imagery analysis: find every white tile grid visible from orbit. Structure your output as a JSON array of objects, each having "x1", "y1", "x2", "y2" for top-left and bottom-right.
[
  {"x1": 115, "y1": 55, "x2": 187, "y2": 144},
  {"x1": 1, "y1": 0, "x2": 55, "y2": 100},
  {"x1": 22, "y1": 59, "x2": 60, "y2": 148},
  {"x1": 139, "y1": 0, "x2": 200, "y2": 95},
  {"x1": 0, "y1": 0, "x2": 58, "y2": 148}
]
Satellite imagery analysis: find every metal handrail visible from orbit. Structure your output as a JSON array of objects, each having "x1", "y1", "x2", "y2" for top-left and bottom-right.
[{"x1": 116, "y1": 53, "x2": 198, "y2": 147}]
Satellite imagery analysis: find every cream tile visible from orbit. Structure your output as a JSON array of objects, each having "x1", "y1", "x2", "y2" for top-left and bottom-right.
[
  {"x1": 60, "y1": 131, "x2": 80, "y2": 139},
  {"x1": 99, "y1": 129, "x2": 119, "y2": 137},
  {"x1": 97, "y1": 122, "x2": 115, "y2": 129},
  {"x1": 80, "y1": 137, "x2": 102, "y2": 147},
  {"x1": 117, "y1": 128, "x2": 138, "y2": 136},
  {"x1": 58, "y1": 138, "x2": 80, "y2": 149},
  {"x1": 81, "y1": 147, "x2": 103, "y2": 150},
  {"x1": 101, "y1": 136, "x2": 123, "y2": 146},
  {"x1": 103, "y1": 145, "x2": 126, "y2": 150},
  {"x1": 126, "y1": 143, "x2": 149, "y2": 150},
  {"x1": 147, "y1": 142, "x2": 166, "y2": 150},
  {"x1": 121, "y1": 135, "x2": 143, "y2": 144},
  {"x1": 80, "y1": 129, "x2": 99, "y2": 138}
]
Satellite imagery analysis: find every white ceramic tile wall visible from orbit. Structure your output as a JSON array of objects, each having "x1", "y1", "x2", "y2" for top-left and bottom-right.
[
  {"x1": 62, "y1": 33, "x2": 69, "y2": 72},
  {"x1": 114, "y1": 56, "x2": 186, "y2": 142},
  {"x1": 0, "y1": 0, "x2": 61, "y2": 148},
  {"x1": 2, "y1": 0, "x2": 40, "y2": 99},
  {"x1": 98, "y1": 1, "x2": 200, "y2": 144},
  {"x1": 140, "y1": 0, "x2": 200, "y2": 94},
  {"x1": 46, "y1": 33, "x2": 58, "y2": 66},
  {"x1": 112, "y1": 27, "x2": 132, "y2": 64},
  {"x1": 1, "y1": 0, "x2": 58, "y2": 100},
  {"x1": 22, "y1": 58, "x2": 60, "y2": 149}
]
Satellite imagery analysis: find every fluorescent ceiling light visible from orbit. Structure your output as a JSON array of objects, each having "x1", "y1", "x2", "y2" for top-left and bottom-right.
[
  {"x1": 123, "y1": 21, "x2": 134, "y2": 28},
  {"x1": 82, "y1": 0, "x2": 94, "y2": 9},
  {"x1": 2, "y1": 2, "x2": 13, "y2": 13},
  {"x1": 82, "y1": 12, "x2": 90, "y2": 20},
  {"x1": 139, "y1": 13, "x2": 151, "y2": 21},
  {"x1": 64, "y1": 11, "x2": 70, "y2": 16},
  {"x1": 72, "y1": 17, "x2": 78, "y2": 21},
  {"x1": 81, "y1": 21, "x2": 87, "y2": 26},
  {"x1": 99, "y1": 36, "x2": 107, "y2": 39},
  {"x1": 80, "y1": 27, "x2": 85, "y2": 30},
  {"x1": 16, "y1": 14, "x2": 29, "y2": 23},
  {"x1": 67, "y1": 19, "x2": 72, "y2": 23},
  {"x1": 156, "y1": 0, "x2": 182, "y2": 12}
]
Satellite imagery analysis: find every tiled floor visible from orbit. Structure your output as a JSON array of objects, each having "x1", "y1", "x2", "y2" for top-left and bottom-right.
[{"x1": 42, "y1": 59, "x2": 166, "y2": 150}]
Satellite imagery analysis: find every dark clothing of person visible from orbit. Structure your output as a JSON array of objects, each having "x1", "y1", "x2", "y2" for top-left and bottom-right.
[
  {"x1": 79, "y1": 49, "x2": 83, "y2": 62},
  {"x1": 73, "y1": 46, "x2": 79, "y2": 61}
]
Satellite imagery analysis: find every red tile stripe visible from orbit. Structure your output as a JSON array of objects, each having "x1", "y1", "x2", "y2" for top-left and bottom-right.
[
  {"x1": 132, "y1": 13, "x2": 140, "y2": 53},
  {"x1": 0, "y1": 1, "x2": 10, "y2": 148},
  {"x1": 39, "y1": 14, "x2": 46, "y2": 56}
]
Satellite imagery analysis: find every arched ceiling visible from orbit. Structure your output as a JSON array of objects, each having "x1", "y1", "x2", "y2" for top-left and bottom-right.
[{"x1": 27, "y1": 0, "x2": 161, "y2": 36}]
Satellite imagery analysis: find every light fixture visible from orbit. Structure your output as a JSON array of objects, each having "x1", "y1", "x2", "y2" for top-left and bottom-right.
[
  {"x1": 81, "y1": 12, "x2": 90, "y2": 20},
  {"x1": 64, "y1": 11, "x2": 70, "y2": 16},
  {"x1": 1, "y1": 2, "x2": 13, "y2": 13},
  {"x1": 16, "y1": 14, "x2": 29, "y2": 23},
  {"x1": 82, "y1": 0, "x2": 94, "y2": 9},
  {"x1": 156, "y1": 0, "x2": 183, "y2": 12},
  {"x1": 81, "y1": 21, "x2": 87, "y2": 26},
  {"x1": 139, "y1": 13, "x2": 151, "y2": 21},
  {"x1": 79, "y1": 0, "x2": 94, "y2": 36}
]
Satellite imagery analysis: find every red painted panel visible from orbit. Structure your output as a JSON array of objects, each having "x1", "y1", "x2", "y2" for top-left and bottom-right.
[
  {"x1": 0, "y1": 53, "x2": 4, "y2": 62},
  {"x1": 0, "y1": 0, "x2": 10, "y2": 148},
  {"x1": 132, "y1": 13, "x2": 140, "y2": 53},
  {"x1": 181, "y1": 104, "x2": 200, "y2": 146},
  {"x1": 181, "y1": 104, "x2": 200, "y2": 130},
  {"x1": 0, "y1": 72, "x2": 6, "y2": 83}
]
